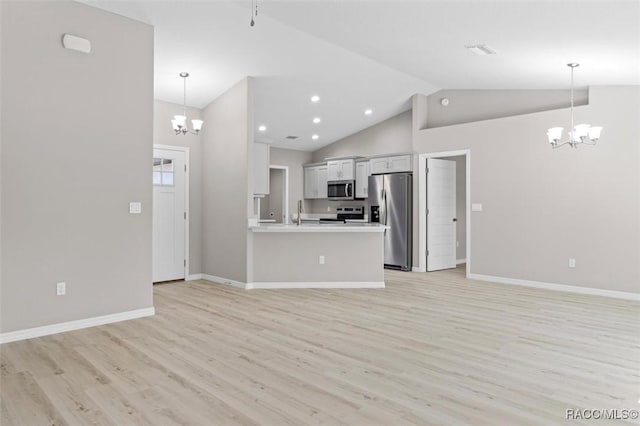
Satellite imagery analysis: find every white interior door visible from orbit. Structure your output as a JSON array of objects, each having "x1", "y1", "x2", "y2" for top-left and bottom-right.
[
  {"x1": 153, "y1": 148, "x2": 186, "y2": 282},
  {"x1": 427, "y1": 158, "x2": 456, "y2": 271}
]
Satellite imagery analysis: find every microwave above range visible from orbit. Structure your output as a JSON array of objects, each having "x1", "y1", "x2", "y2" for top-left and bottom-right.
[{"x1": 327, "y1": 180, "x2": 354, "y2": 201}]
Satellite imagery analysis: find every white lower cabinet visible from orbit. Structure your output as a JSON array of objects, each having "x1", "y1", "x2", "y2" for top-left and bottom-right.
[
  {"x1": 355, "y1": 160, "x2": 370, "y2": 198},
  {"x1": 304, "y1": 163, "x2": 328, "y2": 199}
]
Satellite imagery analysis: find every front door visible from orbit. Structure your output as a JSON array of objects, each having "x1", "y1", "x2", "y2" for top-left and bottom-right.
[
  {"x1": 152, "y1": 148, "x2": 186, "y2": 282},
  {"x1": 427, "y1": 158, "x2": 456, "y2": 271}
]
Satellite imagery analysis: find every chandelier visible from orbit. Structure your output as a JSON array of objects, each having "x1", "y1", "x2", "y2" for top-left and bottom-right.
[
  {"x1": 546, "y1": 63, "x2": 602, "y2": 148},
  {"x1": 171, "y1": 72, "x2": 203, "y2": 135}
]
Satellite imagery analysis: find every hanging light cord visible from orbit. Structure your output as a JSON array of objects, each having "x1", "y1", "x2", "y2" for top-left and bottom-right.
[
  {"x1": 570, "y1": 64, "x2": 574, "y2": 142},
  {"x1": 183, "y1": 75, "x2": 187, "y2": 116},
  {"x1": 250, "y1": 0, "x2": 257, "y2": 26}
]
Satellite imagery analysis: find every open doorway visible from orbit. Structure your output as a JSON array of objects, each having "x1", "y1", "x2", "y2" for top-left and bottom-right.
[
  {"x1": 417, "y1": 150, "x2": 470, "y2": 277},
  {"x1": 259, "y1": 165, "x2": 289, "y2": 224}
]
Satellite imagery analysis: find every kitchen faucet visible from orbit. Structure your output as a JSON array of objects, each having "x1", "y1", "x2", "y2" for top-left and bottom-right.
[{"x1": 297, "y1": 200, "x2": 303, "y2": 226}]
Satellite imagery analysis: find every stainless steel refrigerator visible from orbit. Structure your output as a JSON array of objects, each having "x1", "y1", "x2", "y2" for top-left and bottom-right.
[{"x1": 368, "y1": 173, "x2": 412, "y2": 271}]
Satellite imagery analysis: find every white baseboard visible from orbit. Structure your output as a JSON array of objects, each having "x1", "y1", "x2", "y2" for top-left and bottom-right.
[
  {"x1": 456, "y1": 258, "x2": 467, "y2": 265},
  {"x1": 186, "y1": 273, "x2": 203, "y2": 281},
  {"x1": 411, "y1": 266, "x2": 426, "y2": 272},
  {"x1": 200, "y1": 275, "x2": 385, "y2": 290},
  {"x1": 202, "y1": 274, "x2": 247, "y2": 289},
  {"x1": 468, "y1": 273, "x2": 640, "y2": 301},
  {"x1": 0, "y1": 307, "x2": 155, "y2": 345},
  {"x1": 246, "y1": 281, "x2": 385, "y2": 290}
]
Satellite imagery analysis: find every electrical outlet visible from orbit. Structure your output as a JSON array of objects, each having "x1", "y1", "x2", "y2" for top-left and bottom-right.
[
  {"x1": 56, "y1": 282, "x2": 66, "y2": 296},
  {"x1": 568, "y1": 258, "x2": 576, "y2": 268},
  {"x1": 327, "y1": 206, "x2": 331, "y2": 212},
  {"x1": 319, "y1": 255, "x2": 325, "y2": 265}
]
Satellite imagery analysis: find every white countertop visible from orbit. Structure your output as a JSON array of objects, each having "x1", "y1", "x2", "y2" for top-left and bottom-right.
[{"x1": 250, "y1": 223, "x2": 388, "y2": 233}]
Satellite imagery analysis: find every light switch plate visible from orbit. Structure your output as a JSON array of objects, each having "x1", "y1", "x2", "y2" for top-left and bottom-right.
[
  {"x1": 471, "y1": 203, "x2": 483, "y2": 212},
  {"x1": 129, "y1": 202, "x2": 142, "y2": 214}
]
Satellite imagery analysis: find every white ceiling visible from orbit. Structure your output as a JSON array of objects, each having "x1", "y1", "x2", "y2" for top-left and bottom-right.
[{"x1": 82, "y1": 1, "x2": 640, "y2": 151}]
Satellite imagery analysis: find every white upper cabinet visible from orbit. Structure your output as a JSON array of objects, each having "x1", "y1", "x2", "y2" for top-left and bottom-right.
[
  {"x1": 254, "y1": 142, "x2": 270, "y2": 195},
  {"x1": 327, "y1": 159, "x2": 354, "y2": 180},
  {"x1": 355, "y1": 160, "x2": 370, "y2": 198},
  {"x1": 369, "y1": 154, "x2": 412, "y2": 175},
  {"x1": 317, "y1": 165, "x2": 328, "y2": 198},
  {"x1": 304, "y1": 163, "x2": 328, "y2": 199}
]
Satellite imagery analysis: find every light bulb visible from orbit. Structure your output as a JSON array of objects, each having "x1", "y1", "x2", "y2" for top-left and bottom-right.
[
  {"x1": 192, "y1": 119, "x2": 203, "y2": 132},
  {"x1": 547, "y1": 127, "x2": 563, "y2": 144},
  {"x1": 174, "y1": 115, "x2": 186, "y2": 128},
  {"x1": 574, "y1": 124, "x2": 590, "y2": 139},
  {"x1": 588, "y1": 126, "x2": 602, "y2": 140}
]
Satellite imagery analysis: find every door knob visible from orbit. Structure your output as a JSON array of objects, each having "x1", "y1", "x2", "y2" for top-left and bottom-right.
[{"x1": 453, "y1": 218, "x2": 457, "y2": 222}]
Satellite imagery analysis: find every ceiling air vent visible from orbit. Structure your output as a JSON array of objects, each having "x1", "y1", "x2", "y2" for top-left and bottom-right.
[
  {"x1": 285, "y1": 136, "x2": 299, "y2": 140},
  {"x1": 465, "y1": 44, "x2": 497, "y2": 56}
]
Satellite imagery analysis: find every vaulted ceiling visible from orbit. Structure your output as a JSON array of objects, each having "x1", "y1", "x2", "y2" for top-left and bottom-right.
[{"x1": 83, "y1": 1, "x2": 640, "y2": 151}]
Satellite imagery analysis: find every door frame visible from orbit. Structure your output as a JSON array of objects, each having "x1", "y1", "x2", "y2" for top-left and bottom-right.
[
  {"x1": 269, "y1": 165, "x2": 289, "y2": 224},
  {"x1": 417, "y1": 150, "x2": 470, "y2": 277},
  {"x1": 153, "y1": 144, "x2": 190, "y2": 279}
]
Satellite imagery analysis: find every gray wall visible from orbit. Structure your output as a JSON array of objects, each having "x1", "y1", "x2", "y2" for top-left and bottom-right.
[
  {"x1": 310, "y1": 111, "x2": 412, "y2": 213},
  {"x1": 259, "y1": 168, "x2": 284, "y2": 222},
  {"x1": 1, "y1": 1, "x2": 154, "y2": 332},
  {"x1": 268, "y1": 168, "x2": 284, "y2": 222},
  {"x1": 269, "y1": 147, "x2": 313, "y2": 217},
  {"x1": 312, "y1": 110, "x2": 412, "y2": 163},
  {"x1": 154, "y1": 100, "x2": 203, "y2": 274},
  {"x1": 252, "y1": 232, "x2": 384, "y2": 283},
  {"x1": 426, "y1": 89, "x2": 588, "y2": 128},
  {"x1": 414, "y1": 86, "x2": 640, "y2": 293},
  {"x1": 202, "y1": 78, "x2": 253, "y2": 283},
  {"x1": 0, "y1": 0, "x2": 4, "y2": 317}
]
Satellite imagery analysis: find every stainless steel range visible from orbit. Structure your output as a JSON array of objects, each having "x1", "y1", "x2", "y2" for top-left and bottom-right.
[{"x1": 319, "y1": 206, "x2": 364, "y2": 223}]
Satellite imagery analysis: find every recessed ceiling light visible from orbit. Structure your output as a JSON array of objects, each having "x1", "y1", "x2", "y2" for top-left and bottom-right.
[
  {"x1": 258, "y1": 125, "x2": 267, "y2": 132},
  {"x1": 310, "y1": 95, "x2": 320, "y2": 103},
  {"x1": 364, "y1": 109, "x2": 373, "y2": 116},
  {"x1": 465, "y1": 44, "x2": 497, "y2": 56},
  {"x1": 313, "y1": 117, "x2": 321, "y2": 124},
  {"x1": 311, "y1": 134, "x2": 319, "y2": 140}
]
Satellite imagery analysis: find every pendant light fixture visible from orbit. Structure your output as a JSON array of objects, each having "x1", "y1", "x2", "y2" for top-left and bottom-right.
[
  {"x1": 546, "y1": 63, "x2": 602, "y2": 148},
  {"x1": 172, "y1": 72, "x2": 203, "y2": 135}
]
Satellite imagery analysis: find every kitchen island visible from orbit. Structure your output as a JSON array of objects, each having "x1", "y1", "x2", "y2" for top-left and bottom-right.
[{"x1": 248, "y1": 223, "x2": 387, "y2": 289}]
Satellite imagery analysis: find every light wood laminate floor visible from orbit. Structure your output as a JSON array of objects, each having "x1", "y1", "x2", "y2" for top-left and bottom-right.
[{"x1": 1, "y1": 267, "x2": 639, "y2": 425}]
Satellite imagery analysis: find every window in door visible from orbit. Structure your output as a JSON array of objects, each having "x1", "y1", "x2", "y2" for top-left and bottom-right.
[{"x1": 153, "y1": 158, "x2": 174, "y2": 186}]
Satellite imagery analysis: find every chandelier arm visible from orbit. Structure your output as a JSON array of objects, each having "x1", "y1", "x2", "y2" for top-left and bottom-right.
[{"x1": 553, "y1": 139, "x2": 573, "y2": 149}]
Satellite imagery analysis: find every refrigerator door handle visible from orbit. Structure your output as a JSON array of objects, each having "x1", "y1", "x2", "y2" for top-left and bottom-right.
[{"x1": 383, "y1": 190, "x2": 388, "y2": 226}]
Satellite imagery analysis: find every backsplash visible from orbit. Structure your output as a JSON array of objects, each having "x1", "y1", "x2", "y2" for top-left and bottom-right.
[{"x1": 309, "y1": 199, "x2": 369, "y2": 215}]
